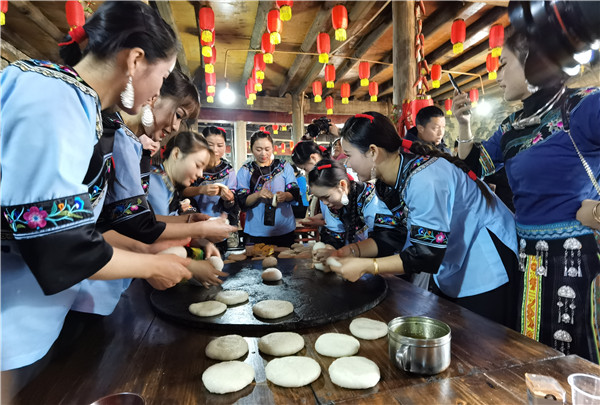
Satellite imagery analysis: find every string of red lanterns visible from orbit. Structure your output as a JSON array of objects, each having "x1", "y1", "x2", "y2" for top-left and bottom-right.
[
  {"x1": 204, "y1": 47, "x2": 216, "y2": 74},
  {"x1": 276, "y1": 1, "x2": 293, "y2": 21},
  {"x1": 413, "y1": 2, "x2": 429, "y2": 94},
  {"x1": 199, "y1": 7, "x2": 215, "y2": 57}
]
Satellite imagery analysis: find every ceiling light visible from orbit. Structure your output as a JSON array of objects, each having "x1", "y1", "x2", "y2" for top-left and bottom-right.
[{"x1": 219, "y1": 82, "x2": 236, "y2": 105}]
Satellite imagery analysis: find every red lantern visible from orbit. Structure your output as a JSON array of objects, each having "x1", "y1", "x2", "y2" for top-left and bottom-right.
[
  {"x1": 469, "y1": 88, "x2": 479, "y2": 107},
  {"x1": 273, "y1": 124, "x2": 279, "y2": 135},
  {"x1": 267, "y1": 9, "x2": 282, "y2": 45},
  {"x1": 254, "y1": 76, "x2": 264, "y2": 92},
  {"x1": 369, "y1": 82, "x2": 379, "y2": 102},
  {"x1": 289, "y1": 141, "x2": 294, "y2": 150},
  {"x1": 261, "y1": 33, "x2": 275, "y2": 64},
  {"x1": 245, "y1": 84, "x2": 254, "y2": 105},
  {"x1": 247, "y1": 77, "x2": 257, "y2": 100},
  {"x1": 430, "y1": 64, "x2": 442, "y2": 88},
  {"x1": 276, "y1": 1, "x2": 293, "y2": 21},
  {"x1": 326, "y1": 96, "x2": 334, "y2": 115},
  {"x1": 444, "y1": 99, "x2": 453, "y2": 116},
  {"x1": 201, "y1": 33, "x2": 215, "y2": 58},
  {"x1": 199, "y1": 7, "x2": 215, "y2": 44},
  {"x1": 358, "y1": 62, "x2": 370, "y2": 87},
  {"x1": 260, "y1": 126, "x2": 267, "y2": 132},
  {"x1": 489, "y1": 24, "x2": 504, "y2": 58},
  {"x1": 204, "y1": 47, "x2": 217, "y2": 74},
  {"x1": 205, "y1": 72, "x2": 216, "y2": 94},
  {"x1": 317, "y1": 33, "x2": 330, "y2": 64},
  {"x1": 206, "y1": 87, "x2": 215, "y2": 104},
  {"x1": 340, "y1": 83, "x2": 350, "y2": 104},
  {"x1": 1, "y1": 0, "x2": 8, "y2": 26},
  {"x1": 312, "y1": 81, "x2": 323, "y2": 103},
  {"x1": 486, "y1": 53, "x2": 499, "y2": 80},
  {"x1": 254, "y1": 53, "x2": 266, "y2": 80},
  {"x1": 332, "y1": 5, "x2": 348, "y2": 42},
  {"x1": 282, "y1": 125, "x2": 288, "y2": 131},
  {"x1": 66, "y1": 0, "x2": 85, "y2": 30},
  {"x1": 451, "y1": 19, "x2": 466, "y2": 54},
  {"x1": 325, "y1": 64, "x2": 336, "y2": 88}
]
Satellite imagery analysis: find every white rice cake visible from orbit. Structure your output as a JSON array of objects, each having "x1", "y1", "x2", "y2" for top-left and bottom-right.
[
  {"x1": 189, "y1": 301, "x2": 227, "y2": 317},
  {"x1": 215, "y1": 290, "x2": 249, "y2": 306},
  {"x1": 205, "y1": 334, "x2": 249, "y2": 361},
  {"x1": 258, "y1": 332, "x2": 305, "y2": 356},
  {"x1": 253, "y1": 300, "x2": 294, "y2": 319},
  {"x1": 349, "y1": 318, "x2": 388, "y2": 340},
  {"x1": 202, "y1": 361, "x2": 255, "y2": 394},
  {"x1": 328, "y1": 356, "x2": 380, "y2": 389},
  {"x1": 265, "y1": 356, "x2": 321, "y2": 387},
  {"x1": 315, "y1": 333, "x2": 360, "y2": 357}
]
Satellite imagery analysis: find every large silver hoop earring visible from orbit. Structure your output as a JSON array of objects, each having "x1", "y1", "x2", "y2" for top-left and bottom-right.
[
  {"x1": 341, "y1": 193, "x2": 349, "y2": 206},
  {"x1": 141, "y1": 104, "x2": 154, "y2": 127},
  {"x1": 120, "y1": 76, "x2": 134, "y2": 109}
]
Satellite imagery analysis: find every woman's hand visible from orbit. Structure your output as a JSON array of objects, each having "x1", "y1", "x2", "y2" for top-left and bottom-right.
[
  {"x1": 201, "y1": 184, "x2": 221, "y2": 197},
  {"x1": 191, "y1": 239, "x2": 221, "y2": 258},
  {"x1": 188, "y1": 213, "x2": 211, "y2": 222},
  {"x1": 452, "y1": 91, "x2": 472, "y2": 126},
  {"x1": 275, "y1": 191, "x2": 290, "y2": 203},
  {"x1": 335, "y1": 244, "x2": 357, "y2": 259},
  {"x1": 191, "y1": 215, "x2": 237, "y2": 242},
  {"x1": 300, "y1": 214, "x2": 325, "y2": 227},
  {"x1": 577, "y1": 199, "x2": 600, "y2": 229},
  {"x1": 313, "y1": 244, "x2": 335, "y2": 262},
  {"x1": 146, "y1": 254, "x2": 192, "y2": 290},
  {"x1": 220, "y1": 187, "x2": 235, "y2": 201},
  {"x1": 257, "y1": 188, "x2": 274, "y2": 200},
  {"x1": 139, "y1": 134, "x2": 160, "y2": 155},
  {"x1": 144, "y1": 237, "x2": 191, "y2": 254},
  {"x1": 188, "y1": 260, "x2": 228, "y2": 287},
  {"x1": 330, "y1": 257, "x2": 373, "y2": 282}
]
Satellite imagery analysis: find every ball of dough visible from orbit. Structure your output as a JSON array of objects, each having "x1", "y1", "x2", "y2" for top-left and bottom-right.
[
  {"x1": 253, "y1": 300, "x2": 294, "y2": 319},
  {"x1": 312, "y1": 241, "x2": 326, "y2": 252},
  {"x1": 262, "y1": 256, "x2": 278, "y2": 268},
  {"x1": 207, "y1": 256, "x2": 224, "y2": 271},
  {"x1": 157, "y1": 246, "x2": 187, "y2": 258},
  {"x1": 265, "y1": 356, "x2": 321, "y2": 387},
  {"x1": 189, "y1": 301, "x2": 227, "y2": 317},
  {"x1": 202, "y1": 361, "x2": 255, "y2": 394},
  {"x1": 326, "y1": 257, "x2": 342, "y2": 270},
  {"x1": 258, "y1": 332, "x2": 305, "y2": 356},
  {"x1": 328, "y1": 356, "x2": 380, "y2": 389},
  {"x1": 315, "y1": 333, "x2": 360, "y2": 357},
  {"x1": 314, "y1": 262, "x2": 331, "y2": 273},
  {"x1": 215, "y1": 290, "x2": 249, "y2": 306},
  {"x1": 349, "y1": 318, "x2": 388, "y2": 340},
  {"x1": 205, "y1": 335, "x2": 249, "y2": 360},
  {"x1": 262, "y1": 268, "x2": 282, "y2": 282}
]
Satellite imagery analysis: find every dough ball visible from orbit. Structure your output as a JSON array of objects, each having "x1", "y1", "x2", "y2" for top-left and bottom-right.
[
  {"x1": 312, "y1": 242, "x2": 326, "y2": 252},
  {"x1": 262, "y1": 268, "x2": 282, "y2": 282},
  {"x1": 205, "y1": 335, "x2": 249, "y2": 360},
  {"x1": 349, "y1": 318, "x2": 388, "y2": 340},
  {"x1": 328, "y1": 356, "x2": 380, "y2": 389},
  {"x1": 215, "y1": 290, "x2": 249, "y2": 306},
  {"x1": 202, "y1": 361, "x2": 255, "y2": 394},
  {"x1": 262, "y1": 256, "x2": 278, "y2": 268},
  {"x1": 326, "y1": 257, "x2": 342, "y2": 270},
  {"x1": 189, "y1": 301, "x2": 227, "y2": 317},
  {"x1": 157, "y1": 246, "x2": 187, "y2": 258},
  {"x1": 315, "y1": 333, "x2": 360, "y2": 357},
  {"x1": 228, "y1": 253, "x2": 247, "y2": 262},
  {"x1": 265, "y1": 356, "x2": 321, "y2": 387},
  {"x1": 258, "y1": 332, "x2": 305, "y2": 356},
  {"x1": 314, "y1": 262, "x2": 331, "y2": 273},
  {"x1": 207, "y1": 256, "x2": 224, "y2": 271},
  {"x1": 253, "y1": 300, "x2": 294, "y2": 319}
]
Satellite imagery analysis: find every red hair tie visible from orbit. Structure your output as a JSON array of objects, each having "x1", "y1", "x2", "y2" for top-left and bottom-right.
[
  {"x1": 216, "y1": 127, "x2": 226, "y2": 133},
  {"x1": 347, "y1": 173, "x2": 354, "y2": 181},
  {"x1": 401, "y1": 139, "x2": 413, "y2": 150},
  {"x1": 355, "y1": 113, "x2": 374, "y2": 122},
  {"x1": 58, "y1": 26, "x2": 87, "y2": 46},
  {"x1": 262, "y1": 130, "x2": 271, "y2": 135},
  {"x1": 318, "y1": 145, "x2": 327, "y2": 152},
  {"x1": 317, "y1": 164, "x2": 332, "y2": 170},
  {"x1": 467, "y1": 171, "x2": 478, "y2": 181}
]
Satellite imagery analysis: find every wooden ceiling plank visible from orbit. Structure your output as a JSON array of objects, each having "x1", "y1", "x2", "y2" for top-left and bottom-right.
[
  {"x1": 1, "y1": 39, "x2": 30, "y2": 62},
  {"x1": 1, "y1": 28, "x2": 45, "y2": 60},
  {"x1": 153, "y1": 1, "x2": 191, "y2": 77},
  {"x1": 10, "y1": 1, "x2": 64, "y2": 42},
  {"x1": 239, "y1": 1, "x2": 271, "y2": 87}
]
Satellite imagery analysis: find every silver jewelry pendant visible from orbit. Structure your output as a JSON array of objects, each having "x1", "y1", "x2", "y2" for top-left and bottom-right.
[
  {"x1": 120, "y1": 76, "x2": 135, "y2": 109},
  {"x1": 141, "y1": 104, "x2": 154, "y2": 127}
]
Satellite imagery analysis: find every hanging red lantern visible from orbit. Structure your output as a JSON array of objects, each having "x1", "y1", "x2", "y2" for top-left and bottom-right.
[
  {"x1": 332, "y1": 5, "x2": 348, "y2": 42},
  {"x1": 430, "y1": 64, "x2": 442, "y2": 88},
  {"x1": 66, "y1": 0, "x2": 85, "y2": 30},
  {"x1": 489, "y1": 24, "x2": 504, "y2": 58},
  {"x1": 201, "y1": 32, "x2": 215, "y2": 58},
  {"x1": 1, "y1": 0, "x2": 8, "y2": 26},
  {"x1": 312, "y1": 81, "x2": 323, "y2": 103},
  {"x1": 451, "y1": 19, "x2": 466, "y2": 54},
  {"x1": 486, "y1": 53, "x2": 499, "y2": 80},
  {"x1": 469, "y1": 88, "x2": 479, "y2": 107},
  {"x1": 273, "y1": 124, "x2": 279, "y2": 135},
  {"x1": 340, "y1": 83, "x2": 350, "y2": 104},
  {"x1": 247, "y1": 77, "x2": 257, "y2": 99},
  {"x1": 358, "y1": 62, "x2": 370, "y2": 87},
  {"x1": 254, "y1": 76, "x2": 264, "y2": 92},
  {"x1": 289, "y1": 141, "x2": 294, "y2": 150},
  {"x1": 259, "y1": 126, "x2": 267, "y2": 132},
  {"x1": 206, "y1": 87, "x2": 215, "y2": 104},
  {"x1": 267, "y1": 9, "x2": 282, "y2": 45},
  {"x1": 261, "y1": 33, "x2": 275, "y2": 64},
  {"x1": 253, "y1": 53, "x2": 266, "y2": 80},
  {"x1": 444, "y1": 99, "x2": 453, "y2": 116},
  {"x1": 317, "y1": 33, "x2": 330, "y2": 64},
  {"x1": 276, "y1": 1, "x2": 293, "y2": 21},
  {"x1": 204, "y1": 47, "x2": 217, "y2": 74},
  {"x1": 369, "y1": 82, "x2": 379, "y2": 102},
  {"x1": 326, "y1": 96, "x2": 334, "y2": 115},
  {"x1": 282, "y1": 125, "x2": 288, "y2": 131},
  {"x1": 324, "y1": 64, "x2": 336, "y2": 88},
  {"x1": 199, "y1": 7, "x2": 215, "y2": 44},
  {"x1": 205, "y1": 72, "x2": 216, "y2": 94}
]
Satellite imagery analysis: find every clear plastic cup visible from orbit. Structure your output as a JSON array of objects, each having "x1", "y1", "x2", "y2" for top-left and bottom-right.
[{"x1": 568, "y1": 373, "x2": 600, "y2": 404}]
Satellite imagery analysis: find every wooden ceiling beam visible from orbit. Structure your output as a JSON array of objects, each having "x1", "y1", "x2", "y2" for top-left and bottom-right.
[
  {"x1": 277, "y1": 1, "x2": 338, "y2": 97},
  {"x1": 1, "y1": 39, "x2": 30, "y2": 63},
  {"x1": 1, "y1": 28, "x2": 45, "y2": 60},
  {"x1": 10, "y1": 1, "x2": 64, "y2": 42},
  {"x1": 239, "y1": 1, "x2": 271, "y2": 87},
  {"x1": 153, "y1": 1, "x2": 191, "y2": 77}
]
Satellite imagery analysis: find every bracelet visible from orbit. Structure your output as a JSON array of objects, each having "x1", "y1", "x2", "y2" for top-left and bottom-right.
[
  {"x1": 186, "y1": 214, "x2": 193, "y2": 223},
  {"x1": 372, "y1": 259, "x2": 379, "y2": 275},
  {"x1": 593, "y1": 202, "x2": 600, "y2": 224},
  {"x1": 457, "y1": 137, "x2": 474, "y2": 143},
  {"x1": 356, "y1": 243, "x2": 362, "y2": 257},
  {"x1": 349, "y1": 245, "x2": 357, "y2": 257}
]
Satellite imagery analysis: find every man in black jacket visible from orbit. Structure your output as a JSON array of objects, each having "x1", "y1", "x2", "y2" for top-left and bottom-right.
[{"x1": 404, "y1": 105, "x2": 451, "y2": 154}]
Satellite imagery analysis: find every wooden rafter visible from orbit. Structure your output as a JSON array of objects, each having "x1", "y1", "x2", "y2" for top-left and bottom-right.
[
  {"x1": 153, "y1": 1, "x2": 191, "y2": 77},
  {"x1": 1, "y1": 39, "x2": 30, "y2": 62},
  {"x1": 10, "y1": 1, "x2": 64, "y2": 42},
  {"x1": 1, "y1": 28, "x2": 44, "y2": 60},
  {"x1": 239, "y1": 1, "x2": 271, "y2": 86}
]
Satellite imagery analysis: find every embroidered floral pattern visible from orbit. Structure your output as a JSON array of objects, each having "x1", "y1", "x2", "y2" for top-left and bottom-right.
[
  {"x1": 409, "y1": 225, "x2": 449, "y2": 247},
  {"x1": 374, "y1": 213, "x2": 399, "y2": 227},
  {"x1": 521, "y1": 255, "x2": 542, "y2": 341},
  {"x1": 88, "y1": 157, "x2": 112, "y2": 207},
  {"x1": 105, "y1": 197, "x2": 149, "y2": 222}
]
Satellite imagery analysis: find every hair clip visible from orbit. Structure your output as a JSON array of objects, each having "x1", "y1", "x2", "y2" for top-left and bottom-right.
[
  {"x1": 467, "y1": 171, "x2": 478, "y2": 181},
  {"x1": 347, "y1": 173, "x2": 355, "y2": 181},
  {"x1": 318, "y1": 145, "x2": 327, "y2": 152},
  {"x1": 354, "y1": 113, "x2": 374, "y2": 122},
  {"x1": 262, "y1": 130, "x2": 271, "y2": 135},
  {"x1": 317, "y1": 164, "x2": 332, "y2": 170},
  {"x1": 401, "y1": 139, "x2": 413, "y2": 150},
  {"x1": 58, "y1": 26, "x2": 87, "y2": 46},
  {"x1": 216, "y1": 127, "x2": 226, "y2": 133}
]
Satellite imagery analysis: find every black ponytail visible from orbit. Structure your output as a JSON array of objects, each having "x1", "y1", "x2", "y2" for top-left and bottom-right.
[
  {"x1": 292, "y1": 141, "x2": 330, "y2": 166},
  {"x1": 163, "y1": 131, "x2": 211, "y2": 161}
]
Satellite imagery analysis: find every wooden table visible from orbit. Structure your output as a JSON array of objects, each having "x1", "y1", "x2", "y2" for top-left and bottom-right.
[{"x1": 13, "y1": 260, "x2": 600, "y2": 404}]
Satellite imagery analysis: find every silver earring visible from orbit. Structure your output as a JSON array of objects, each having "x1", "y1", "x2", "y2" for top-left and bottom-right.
[
  {"x1": 370, "y1": 165, "x2": 376, "y2": 180},
  {"x1": 141, "y1": 104, "x2": 154, "y2": 127},
  {"x1": 120, "y1": 76, "x2": 134, "y2": 109},
  {"x1": 341, "y1": 193, "x2": 349, "y2": 206}
]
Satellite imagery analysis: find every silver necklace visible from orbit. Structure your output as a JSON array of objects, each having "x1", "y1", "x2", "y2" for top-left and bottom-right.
[{"x1": 511, "y1": 86, "x2": 566, "y2": 130}]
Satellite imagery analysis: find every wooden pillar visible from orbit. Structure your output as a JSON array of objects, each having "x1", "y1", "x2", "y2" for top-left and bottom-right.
[
  {"x1": 233, "y1": 120, "x2": 247, "y2": 171},
  {"x1": 292, "y1": 92, "x2": 305, "y2": 142},
  {"x1": 392, "y1": 1, "x2": 416, "y2": 105}
]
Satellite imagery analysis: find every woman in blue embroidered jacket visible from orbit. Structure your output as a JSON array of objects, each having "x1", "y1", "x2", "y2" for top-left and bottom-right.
[
  {"x1": 237, "y1": 131, "x2": 301, "y2": 247},
  {"x1": 307, "y1": 159, "x2": 397, "y2": 251},
  {"x1": 328, "y1": 112, "x2": 519, "y2": 327},
  {"x1": 0, "y1": 1, "x2": 193, "y2": 376},
  {"x1": 453, "y1": 31, "x2": 600, "y2": 362}
]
